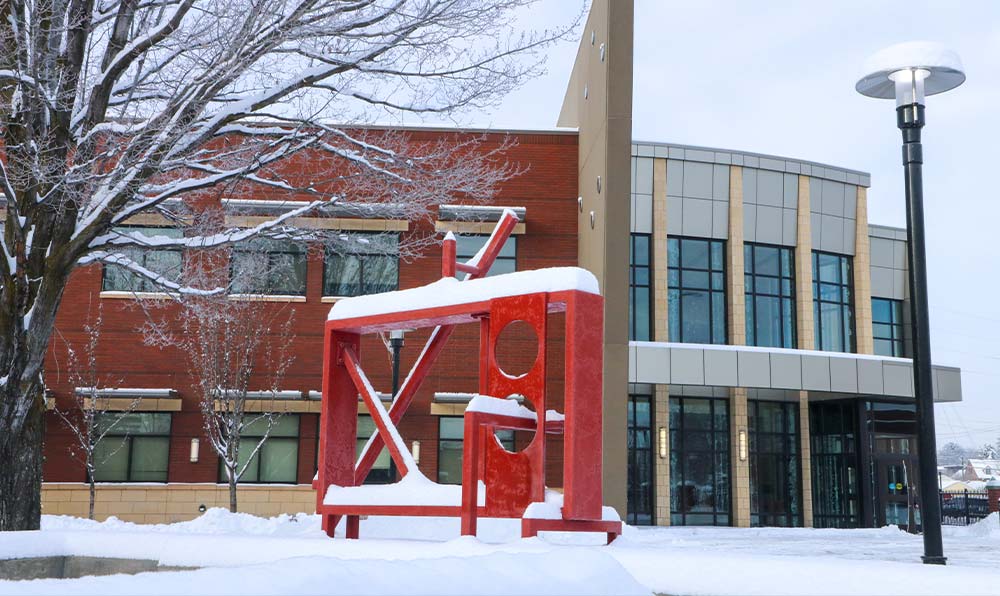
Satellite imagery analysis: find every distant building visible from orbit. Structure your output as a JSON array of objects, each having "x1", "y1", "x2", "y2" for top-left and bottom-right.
[{"x1": 963, "y1": 459, "x2": 1000, "y2": 482}]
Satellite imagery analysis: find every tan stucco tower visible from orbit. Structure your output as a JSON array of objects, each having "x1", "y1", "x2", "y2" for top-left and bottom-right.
[{"x1": 558, "y1": 0, "x2": 635, "y2": 516}]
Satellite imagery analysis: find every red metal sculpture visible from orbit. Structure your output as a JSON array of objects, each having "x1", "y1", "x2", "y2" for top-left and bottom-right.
[{"x1": 314, "y1": 210, "x2": 622, "y2": 543}]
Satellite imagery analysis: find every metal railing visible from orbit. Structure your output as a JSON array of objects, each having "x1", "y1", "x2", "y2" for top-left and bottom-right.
[{"x1": 939, "y1": 490, "x2": 990, "y2": 526}]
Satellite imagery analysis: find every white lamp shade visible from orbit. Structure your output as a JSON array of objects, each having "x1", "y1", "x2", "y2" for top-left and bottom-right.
[{"x1": 856, "y1": 41, "x2": 965, "y2": 101}]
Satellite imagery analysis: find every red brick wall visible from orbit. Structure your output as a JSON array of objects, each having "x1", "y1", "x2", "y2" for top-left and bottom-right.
[{"x1": 42, "y1": 129, "x2": 579, "y2": 488}]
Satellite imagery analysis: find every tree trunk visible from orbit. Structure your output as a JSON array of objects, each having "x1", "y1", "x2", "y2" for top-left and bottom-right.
[
  {"x1": 228, "y1": 470, "x2": 238, "y2": 513},
  {"x1": 88, "y1": 478, "x2": 96, "y2": 520},
  {"x1": 0, "y1": 396, "x2": 45, "y2": 531}
]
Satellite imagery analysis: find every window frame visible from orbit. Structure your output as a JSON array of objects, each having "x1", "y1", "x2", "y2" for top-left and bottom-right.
[
  {"x1": 230, "y1": 238, "x2": 308, "y2": 296},
  {"x1": 629, "y1": 233, "x2": 653, "y2": 341},
  {"x1": 669, "y1": 396, "x2": 731, "y2": 526},
  {"x1": 667, "y1": 237, "x2": 727, "y2": 344},
  {"x1": 811, "y1": 251, "x2": 855, "y2": 353},
  {"x1": 744, "y1": 242, "x2": 796, "y2": 349},
  {"x1": 872, "y1": 297, "x2": 904, "y2": 357},
  {"x1": 453, "y1": 234, "x2": 517, "y2": 278},
  {"x1": 101, "y1": 226, "x2": 184, "y2": 293},
  {"x1": 322, "y1": 232, "x2": 400, "y2": 298},
  {"x1": 219, "y1": 414, "x2": 301, "y2": 484},
  {"x1": 91, "y1": 412, "x2": 172, "y2": 483},
  {"x1": 748, "y1": 400, "x2": 802, "y2": 528},
  {"x1": 437, "y1": 415, "x2": 515, "y2": 485}
]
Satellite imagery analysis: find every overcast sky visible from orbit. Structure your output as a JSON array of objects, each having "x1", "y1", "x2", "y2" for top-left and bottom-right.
[{"x1": 439, "y1": 0, "x2": 1000, "y2": 447}]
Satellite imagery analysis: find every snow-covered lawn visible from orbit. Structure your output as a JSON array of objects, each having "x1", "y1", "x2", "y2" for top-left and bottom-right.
[{"x1": 2, "y1": 511, "x2": 1000, "y2": 595}]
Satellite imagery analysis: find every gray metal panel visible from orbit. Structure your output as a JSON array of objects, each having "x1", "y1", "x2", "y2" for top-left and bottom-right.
[
  {"x1": 770, "y1": 353, "x2": 802, "y2": 389},
  {"x1": 712, "y1": 200, "x2": 729, "y2": 239},
  {"x1": 934, "y1": 368, "x2": 963, "y2": 403},
  {"x1": 704, "y1": 349, "x2": 738, "y2": 386},
  {"x1": 785, "y1": 161, "x2": 801, "y2": 174},
  {"x1": 737, "y1": 351, "x2": 771, "y2": 387},
  {"x1": 891, "y1": 268, "x2": 907, "y2": 300},
  {"x1": 781, "y1": 208, "x2": 798, "y2": 247},
  {"x1": 844, "y1": 185, "x2": 857, "y2": 220},
  {"x1": 744, "y1": 155, "x2": 759, "y2": 168},
  {"x1": 810, "y1": 212, "x2": 822, "y2": 248},
  {"x1": 829, "y1": 358, "x2": 859, "y2": 393},
  {"x1": 755, "y1": 205, "x2": 783, "y2": 245},
  {"x1": 892, "y1": 240, "x2": 907, "y2": 269},
  {"x1": 742, "y1": 168, "x2": 758, "y2": 204},
  {"x1": 634, "y1": 157, "x2": 653, "y2": 195},
  {"x1": 667, "y1": 196, "x2": 683, "y2": 235},
  {"x1": 883, "y1": 362, "x2": 914, "y2": 397},
  {"x1": 712, "y1": 164, "x2": 730, "y2": 201},
  {"x1": 800, "y1": 164, "x2": 812, "y2": 176},
  {"x1": 820, "y1": 215, "x2": 845, "y2": 253},
  {"x1": 637, "y1": 145, "x2": 654, "y2": 157},
  {"x1": 635, "y1": 343, "x2": 670, "y2": 384},
  {"x1": 870, "y1": 237, "x2": 895, "y2": 268},
  {"x1": 666, "y1": 160, "x2": 684, "y2": 197},
  {"x1": 857, "y1": 359, "x2": 884, "y2": 394},
  {"x1": 801, "y1": 355, "x2": 832, "y2": 391},
  {"x1": 821, "y1": 180, "x2": 846, "y2": 217},
  {"x1": 870, "y1": 266, "x2": 894, "y2": 298},
  {"x1": 809, "y1": 177, "x2": 822, "y2": 213},
  {"x1": 654, "y1": 145, "x2": 669, "y2": 158},
  {"x1": 843, "y1": 219, "x2": 856, "y2": 257},
  {"x1": 668, "y1": 146, "x2": 685, "y2": 159},
  {"x1": 634, "y1": 194, "x2": 653, "y2": 234},
  {"x1": 759, "y1": 157, "x2": 785, "y2": 172},
  {"x1": 683, "y1": 161, "x2": 714, "y2": 199},
  {"x1": 757, "y1": 170, "x2": 784, "y2": 207},
  {"x1": 671, "y1": 348, "x2": 705, "y2": 385},
  {"x1": 686, "y1": 149, "x2": 715, "y2": 163},
  {"x1": 714, "y1": 152, "x2": 732, "y2": 165},
  {"x1": 731, "y1": 153, "x2": 744, "y2": 166},
  {"x1": 743, "y1": 204, "x2": 757, "y2": 242},
  {"x1": 783, "y1": 174, "x2": 798, "y2": 208},
  {"x1": 682, "y1": 198, "x2": 714, "y2": 237}
]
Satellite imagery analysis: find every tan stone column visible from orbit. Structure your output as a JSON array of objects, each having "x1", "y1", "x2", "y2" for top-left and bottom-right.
[
  {"x1": 798, "y1": 390, "x2": 814, "y2": 527},
  {"x1": 651, "y1": 157, "x2": 671, "y2": 526},
  {"x1": 794, "y1": 176, "x2": 816, "y2": 527},
  {"x1": 853, "y1": 186, "x2": 874, "y2": 355},
  {"x1": 730, "y1": 388, "x2": 751, "y2": 527}
]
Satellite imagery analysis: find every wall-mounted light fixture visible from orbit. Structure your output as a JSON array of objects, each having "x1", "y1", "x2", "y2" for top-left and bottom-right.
[
  {"x1": 658, "y1": 427, "x2": 667, "y2": 459},
  {"x1": 190, "y1": 438, "x2": 200, "y2": 463},
  {"x1": 412, "y1": 440, "x2": 421, "y2": 465},
  {"x1": 738, "y1": 429, "x2": 748, "y2": 462}
]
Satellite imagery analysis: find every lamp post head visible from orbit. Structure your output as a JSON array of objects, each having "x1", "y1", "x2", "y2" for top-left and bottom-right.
[{"x1": 856, "y1": 41, "x2": 965, "y2": 107}]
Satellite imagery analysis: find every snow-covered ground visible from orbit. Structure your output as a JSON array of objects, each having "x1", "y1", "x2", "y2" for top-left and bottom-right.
[{"x1": 2, "y1": 511, "x2": 1000, "y2": 595}]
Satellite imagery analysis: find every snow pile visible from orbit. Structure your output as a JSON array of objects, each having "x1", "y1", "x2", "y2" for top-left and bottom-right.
[
  {"x1": 328, "y1": 267, "x2": 599, "y2": 322},
  {"x1": 44, "y1": 508, "x2": 321, "y2": 538},
  {"x1": 945, "y1": 512, "x2": 1000, "y2": 540},
  {"x1": 523, "y1": 490, "x2": 621, "y2": 523},
  {"x1": 325, "y1": 472, "x2": 486, "y2": 507}
]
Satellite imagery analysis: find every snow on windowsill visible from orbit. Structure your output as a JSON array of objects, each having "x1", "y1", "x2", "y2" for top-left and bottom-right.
[{"x1": 466, "y1": 395, "x2": 565, "y2": 422}]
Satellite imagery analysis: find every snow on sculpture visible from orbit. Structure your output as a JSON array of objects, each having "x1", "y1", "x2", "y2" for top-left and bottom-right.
[{"x1": 314, "y1": 210, "x2": 622, "y2": 542}]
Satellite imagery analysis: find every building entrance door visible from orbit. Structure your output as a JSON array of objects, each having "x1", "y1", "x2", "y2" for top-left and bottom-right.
[
  {"x1": 876, "y1": 455, "x2": 918, "y2": 531},
  {"x1": 626, "y1": 394, "x2": 654, "y2": 525}
]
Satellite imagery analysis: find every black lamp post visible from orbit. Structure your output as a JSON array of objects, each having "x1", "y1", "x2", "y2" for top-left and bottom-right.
[
  {"x1": 857, "y1": 41, "x2": 965, "y2": 565},
  {"x1": 389, "y1": 329, "x2": 406, "y2": 398}
]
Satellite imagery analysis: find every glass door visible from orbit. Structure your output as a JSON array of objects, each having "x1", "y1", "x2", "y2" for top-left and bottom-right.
[
  {"x1": 627, "y1": 394, "x2": 655, "y2": 525},
  {"x1": 876, "y1": 456, "x2": 917, "y2": 531}
]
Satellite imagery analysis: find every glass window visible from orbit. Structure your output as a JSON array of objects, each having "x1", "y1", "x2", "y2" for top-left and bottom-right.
[
  {"x1": 809, "y1": 401, "x2": 860, "y2": 528},
  {"x1": 749, "y1": 401, "x2": 801, "y2": 527},
  {"x1": 669, "y1": 397, "x2": 730, "y2": 526},
  {"x1": 668, "y1": 237, "x2": 726, "y2": 344},
  {"x1": 102, "y1": 227, "x2": 184, "y2": 292},
  {"x1": 220, "y1": 415, "x2": 299, "y2": 483},
  {"x1": 629, "y1": 234, "x2": 653, "y2": 341},
  {"x1": 872, "y1": 298, "x2": 904, "y2": 357},
  {"x1": 355, "y1": 414, "x2": 394, "y2": 484},
  {"x1": 744, "y1": 244, "x2": 796, "y2": 348},
  {"x1": 231, "y1": 238, "x2": 307, "y2": 295},
  {"x1": 812, "y1": 251, "x2": 855, "y2": 352},
  {"x1": 627, "y1": 394, "x2": 655, "y2": 525},
  {"x1": 437, "y1": 416, "x2": 515, "y2": 485},
  {"x1": 454, "y1": 235, "x2": 516, "y2": 277},
  {"x1": 323, "y1": 233, "x2": 399, "y2": 297},
  {"x1": 92, "y1": 413, "x2": 171, "y2": 482}
]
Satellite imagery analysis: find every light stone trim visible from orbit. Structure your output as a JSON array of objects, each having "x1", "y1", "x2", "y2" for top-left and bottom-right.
[
  {"x1": 227, "y1": 294, "x2": 307, "y2": 303},
  {"x1": 82, "y1": 397, "x2": 182, "y2": 412},
  {"x1": 727, "y1": 166, "x2": 746, "y2": 346},
  {"x1": 795, "y1": 175, "x2": 815, "y2": 350},
  {"x1": 41, "y1": 483, "x2": 315, "y2": 524},
  {"x1": 798, "y1": 390, "x2": 813, "y2": 527},
  {"x1": 216, "y1": 399, "x2": 322, "y2": 413},
  {"x1": 730, "y1": 387, "x2": 750, "y2": 528},
  {"x1": 430, "y1": 403, "x2": 468, "y2": 416},
  {"x1": 853, "y1": 187, "x2": 874, "y2": 355},
  {"x1": 653, "y1": 158, "x2": 669, "y2": 343},
  {"x1": 99, "y1": 291, "x2": 173, "y2": 300},
  {"x1": 225, "y1": 215, "x2": 409, "y2": 231},
  {"x1": 654, "y1": 384, "x2": 670, "y2": 526},
  {"x1": 434, "y1": 221, "x2": 526, "y2": 235}
]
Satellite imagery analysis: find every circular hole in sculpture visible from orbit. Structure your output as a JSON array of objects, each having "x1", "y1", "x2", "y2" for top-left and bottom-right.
[
  {"x1": 494, "y1": 320, "x2": 539, "y2": 379},
  {"x1": 493, "y1": 395, "x2": 536, "y2": 454}
]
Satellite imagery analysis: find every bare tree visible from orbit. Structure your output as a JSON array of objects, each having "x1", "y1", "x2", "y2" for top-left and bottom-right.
[
  {"x1": 0, "y1": 0, "x2": 576, "y2": 530},
  {"x1": 53, "y1": 306, "x2": 140, "y2": 519}
]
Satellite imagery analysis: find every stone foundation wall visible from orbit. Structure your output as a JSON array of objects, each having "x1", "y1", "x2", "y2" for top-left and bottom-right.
[{"x1": 41, "y1": 483, "x2": 315, "y2": 524}]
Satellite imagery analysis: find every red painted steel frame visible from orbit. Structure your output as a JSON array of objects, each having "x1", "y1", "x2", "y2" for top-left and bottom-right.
[{"x1": 314, "y1": 210, "x2": 621, "y2": 542}]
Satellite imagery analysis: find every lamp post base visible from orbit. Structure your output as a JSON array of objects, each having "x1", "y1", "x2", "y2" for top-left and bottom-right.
[{"x1": 921, "y1": 555, "x2": 947, "y2": 566}]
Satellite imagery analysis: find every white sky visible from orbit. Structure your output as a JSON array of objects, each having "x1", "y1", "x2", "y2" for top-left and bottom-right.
[{"x1": 434, "y1": 0, "x2": 1000, "y2": 447}]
